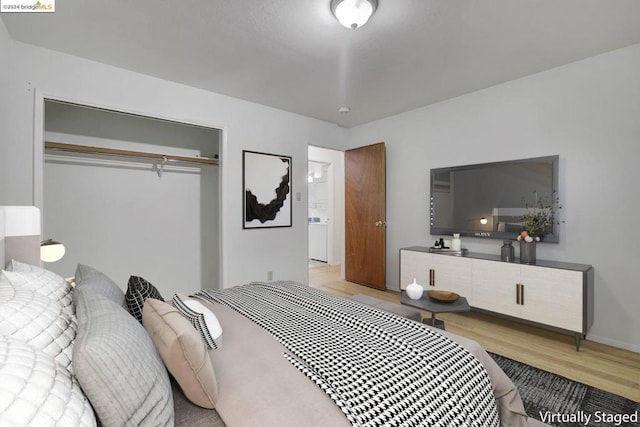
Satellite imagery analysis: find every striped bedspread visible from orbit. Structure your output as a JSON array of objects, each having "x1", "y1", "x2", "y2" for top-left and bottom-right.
[{"x1": 197, "y1": 281, "x2": 499, "y2": 427}]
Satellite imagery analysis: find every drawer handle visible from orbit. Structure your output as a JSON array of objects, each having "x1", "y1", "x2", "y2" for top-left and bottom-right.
[
  {"x1": 516, "y1": 283, "x2": 525, "y2": 305},
  {"x1": 429, "y1": 269, "x2": 435, "y2": 286}
]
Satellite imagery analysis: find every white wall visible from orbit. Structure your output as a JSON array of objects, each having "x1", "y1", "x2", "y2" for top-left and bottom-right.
[
  {"x1": 0, "y1": 32, "x2": 347, "y2": 291},
  {"x1": 43, "y1": 155, "x2": 212, "y2": 295},
  {"x1": 0, "y1": 20, "x2": 18, "y2": 202},
  {"x1": 347, "y1": 43, "x2": 640, "y2": 352},
  {"x1": 0, "y1": 21, "x2": 8, "y2": 110}
]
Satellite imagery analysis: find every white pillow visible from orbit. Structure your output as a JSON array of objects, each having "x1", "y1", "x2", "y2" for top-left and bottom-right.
[
  {"x1": 172, "y1": 294, "x2": 223, "y2": 349},
  {"x1": 0, "y1": 281, "x2": 76, "y2": 373},
  {"x1": 3, "y1": 260, "x2": 74, "y2": 315},
  {"x1": 0, "y1": 337, "x2": 96, "y2": 426},
  {"x1": 182, "y1": 299, "x2": 223, "y2": 341}
]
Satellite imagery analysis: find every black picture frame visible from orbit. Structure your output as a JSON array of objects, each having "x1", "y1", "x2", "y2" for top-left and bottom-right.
[{"x1": 243, "y1": 150, "x2": 292, "y2": 229}]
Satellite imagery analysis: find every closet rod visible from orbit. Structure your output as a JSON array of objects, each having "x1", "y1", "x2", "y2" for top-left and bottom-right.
[{"x1": 44, "y1": 141, "x2": 219, "y2": 165}]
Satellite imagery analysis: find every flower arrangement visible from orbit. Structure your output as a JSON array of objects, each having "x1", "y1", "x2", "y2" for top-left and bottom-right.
[{"x1": 516, "y1": 190, "x2": 561, "y2": 243}]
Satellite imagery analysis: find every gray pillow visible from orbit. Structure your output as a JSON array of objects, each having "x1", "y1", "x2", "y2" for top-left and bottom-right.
[
  {"x1": 73, "y1": 286, "x2": 174, "y2": 426},
  {"x1": 74, "y1": 264, "x2": 126, "y2": 308}
]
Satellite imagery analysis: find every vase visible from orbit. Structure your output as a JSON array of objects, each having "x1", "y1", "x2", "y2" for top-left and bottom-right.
[
  {"x1": 451, "y1": 233, "x2": 461, "y2": 251},
  {"x1": 519, "y1": 240, "x2": 537, "y2": 264},
  {"x1": 500, "y1": 240, "x2": 515, "y2": 262},
  {"x1": 406, "y1": 278, "x2": 424, "y2": 300}
]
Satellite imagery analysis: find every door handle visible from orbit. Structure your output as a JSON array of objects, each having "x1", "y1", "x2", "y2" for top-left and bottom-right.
[
  {"x1": 375, "y1": 220, "x2": 386, "y2": 227},
  {"x1": 429, "y1": 269, "x2": 435, "y2": 286}
]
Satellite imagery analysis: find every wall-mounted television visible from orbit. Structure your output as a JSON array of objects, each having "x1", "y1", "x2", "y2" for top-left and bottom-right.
[{"x1": 430, "y1": 155, "x2": 559, "y2": 242}]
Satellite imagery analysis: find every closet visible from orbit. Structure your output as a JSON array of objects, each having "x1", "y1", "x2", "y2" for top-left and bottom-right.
[{"x1": 42, "y1": 100, "x2": 221, "y2": 295}]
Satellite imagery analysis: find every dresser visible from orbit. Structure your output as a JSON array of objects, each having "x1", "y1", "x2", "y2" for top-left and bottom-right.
[{"x1": 399, "y1": 246, "x2": 594, "y2": 350}]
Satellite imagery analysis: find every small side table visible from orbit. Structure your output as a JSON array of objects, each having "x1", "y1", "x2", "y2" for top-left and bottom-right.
[{"x1": 400, "y1": 291, "x2": 470, "y2": 330}]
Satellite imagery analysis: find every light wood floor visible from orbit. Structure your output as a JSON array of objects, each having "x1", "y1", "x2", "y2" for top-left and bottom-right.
[{"x1": 309, "y1": 264, "x2": 640, "y2": 403}]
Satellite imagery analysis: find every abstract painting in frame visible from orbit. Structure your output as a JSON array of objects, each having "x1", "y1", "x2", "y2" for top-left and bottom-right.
[{"x1": 243, "y1": 150, "x2": 292, "y2": 229}]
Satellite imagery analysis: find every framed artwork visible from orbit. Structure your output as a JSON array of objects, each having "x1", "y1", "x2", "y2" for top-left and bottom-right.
[{"x1": 243, "y1": 150, "x2": 292, "y2": 229}]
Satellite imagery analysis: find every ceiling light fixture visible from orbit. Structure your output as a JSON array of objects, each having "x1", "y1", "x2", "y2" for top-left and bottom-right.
[{"x1": 330, "y1": 0, "x2": 378, "y2": 30}]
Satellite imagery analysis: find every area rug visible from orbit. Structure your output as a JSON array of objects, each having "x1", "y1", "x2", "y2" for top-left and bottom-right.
[{"x1": 488, "y1": 352, "x2": 639, "y2": 427}]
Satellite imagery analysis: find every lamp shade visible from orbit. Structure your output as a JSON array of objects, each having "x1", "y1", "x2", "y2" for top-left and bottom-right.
[
  {"x1": 40, "y1": 239, "x2": 65, "y2": 263},
  {"x1": 331, "y1": 0, "x2": 378, "y2": 30}
]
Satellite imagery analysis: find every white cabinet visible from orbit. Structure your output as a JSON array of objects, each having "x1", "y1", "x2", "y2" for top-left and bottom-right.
[
  {"x1": 309, "y1": 223, "x2": 328, "y2": 262},
  {"x1": 399, "y1": 249, "x2": 430, "y2": 289},
  {"x1": 400, "y1": 249, "x2": 471, "y2": 299},
  {"x1": 518, "y1": 265, "x2": 584, "y2": 332},
  {"x1": 471, "y1": 260, "x2": 584, "y2": 332},
  {"x1": 399, "y1": 247, "x2": 593, "y2": 350},
  {"x1": 471, "y1": 260, "x2": 522, "y2": 318}
]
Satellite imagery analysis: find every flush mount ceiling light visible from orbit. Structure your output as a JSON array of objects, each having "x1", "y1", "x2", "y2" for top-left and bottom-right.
[{"x1": 330, "y1": 0, "x2": 378, "y2": 30}]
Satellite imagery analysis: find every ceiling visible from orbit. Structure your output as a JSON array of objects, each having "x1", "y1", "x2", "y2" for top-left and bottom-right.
[{"x1": 4, "y1": 0, "x2": 640, "y2": 128}]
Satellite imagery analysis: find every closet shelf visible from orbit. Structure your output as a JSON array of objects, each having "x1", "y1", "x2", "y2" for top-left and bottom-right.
[{"x1": 44, "y1": 141, "x2": 219, "y2": 165}]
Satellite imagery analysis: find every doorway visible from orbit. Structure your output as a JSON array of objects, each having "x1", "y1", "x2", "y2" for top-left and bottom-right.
[
  {"x1": 308, "y1": 146, "x2": 345, "y2": 275},
  {"x1": 308, "y1": 160, "x2": 329, "y2": 264}
]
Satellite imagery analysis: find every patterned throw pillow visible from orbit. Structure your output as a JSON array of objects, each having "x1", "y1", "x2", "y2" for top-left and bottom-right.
[
  {"x1": 125, "y1": 276, "x2": 164, "y2": 323},
  {"x1": 172, "y1": 294, "x2": 222, "y2": 349},
  {"x1": 3, "y1": 260, "x2": 74, "y2": 315},
  {"x1": 0, "y1": 280, "x2": 77, "y2": 373},
  {"x1": 0, "y1": 337, "x2": 96, "y2": 426}
]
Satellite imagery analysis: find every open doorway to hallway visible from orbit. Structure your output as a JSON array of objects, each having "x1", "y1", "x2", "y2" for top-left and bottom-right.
[
  {"x1": 308, "y1": 146, "x2": 345, "y2": 277},
  {"x1": 308, "y1": 160, "x2": 329, "y2": 264}
]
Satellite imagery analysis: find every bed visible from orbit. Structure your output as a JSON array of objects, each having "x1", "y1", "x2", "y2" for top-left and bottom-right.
[{"x1": 0, "y1": 206, "x2": 547, "y2": 426}]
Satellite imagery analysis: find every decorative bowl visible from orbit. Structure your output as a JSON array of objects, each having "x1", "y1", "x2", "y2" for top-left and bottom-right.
[{"x1": 427, "y1": 290, "x2": 460, "y2": 303}]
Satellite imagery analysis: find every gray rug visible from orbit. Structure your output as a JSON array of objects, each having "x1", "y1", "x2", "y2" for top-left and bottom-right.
[{"x1": 489, "y1": 353, "x2": 639, "y2": 427}]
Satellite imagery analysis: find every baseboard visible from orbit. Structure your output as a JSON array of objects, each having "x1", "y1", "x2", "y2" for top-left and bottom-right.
[{"x1": 587, "y1": 334, "x2": 640, "y2": 353}]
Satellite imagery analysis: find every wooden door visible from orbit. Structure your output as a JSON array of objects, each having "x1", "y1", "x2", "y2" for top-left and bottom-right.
[{"x1": 345, "y1": 142, "x2": 386, "y2": 289}]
